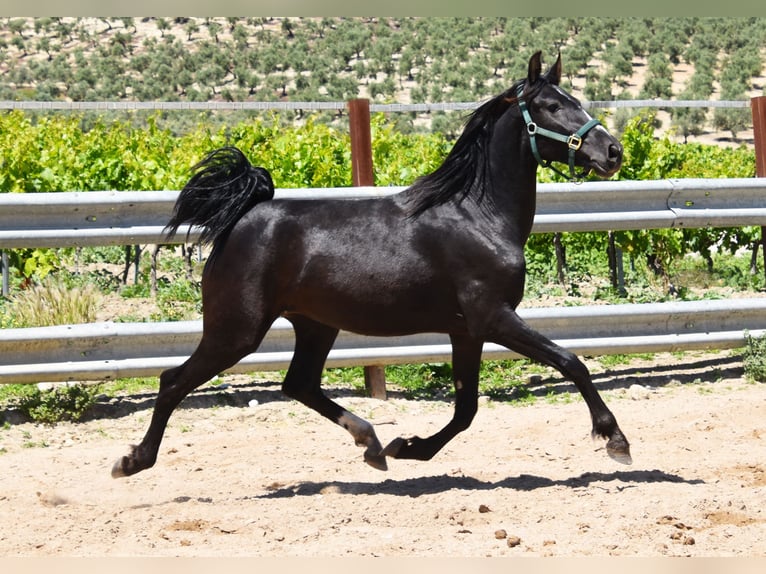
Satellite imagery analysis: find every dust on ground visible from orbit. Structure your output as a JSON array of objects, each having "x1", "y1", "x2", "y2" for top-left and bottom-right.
[{"x1": 1, "y1": 349, "x2": 765, "y2": 557}]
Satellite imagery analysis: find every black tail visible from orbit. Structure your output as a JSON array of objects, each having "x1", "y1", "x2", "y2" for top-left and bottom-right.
[{"x1": 165, "y1": 146, "x2": 274, "y2": 250}]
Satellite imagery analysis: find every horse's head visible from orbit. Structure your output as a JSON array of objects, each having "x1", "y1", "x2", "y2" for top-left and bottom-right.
[{"x1": 517, "y1": 52, "x2": 622, "y2": 179}]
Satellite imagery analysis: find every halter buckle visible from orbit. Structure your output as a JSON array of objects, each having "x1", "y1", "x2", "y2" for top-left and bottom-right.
[
  {"x1": 526, "y1": 122, "x2": 538, "y2": 136},
  {"x1": 567, "y1": 133, "x2": 583, "y2": 151}
]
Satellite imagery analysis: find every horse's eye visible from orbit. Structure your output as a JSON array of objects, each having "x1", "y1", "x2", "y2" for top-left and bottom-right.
[{"x1": 547, "y1": 104, "x2": 560, "y2": 113}]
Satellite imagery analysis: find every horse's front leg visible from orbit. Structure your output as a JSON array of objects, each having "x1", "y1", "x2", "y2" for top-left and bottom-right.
[
  {"x1": 485, "y1": 304, "x2": 632, "y2": 464},
  {"x1": 382, "y1": 334, "x2": 483, "y2": 461}
]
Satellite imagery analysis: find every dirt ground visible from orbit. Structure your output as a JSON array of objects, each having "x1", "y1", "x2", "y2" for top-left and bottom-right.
[{"x1": 1, "y1": 350, "x2": 765, "y2": 558}]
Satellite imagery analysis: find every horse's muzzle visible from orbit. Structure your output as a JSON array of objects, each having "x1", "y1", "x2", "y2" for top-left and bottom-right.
[{"x1": 591, "y1": 141, "x2": 623, "y2": 178}]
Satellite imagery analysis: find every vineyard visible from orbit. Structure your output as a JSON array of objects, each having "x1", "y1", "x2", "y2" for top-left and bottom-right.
[{"x1": 1, "y1": 17, "x2": 766, "y2": 138}]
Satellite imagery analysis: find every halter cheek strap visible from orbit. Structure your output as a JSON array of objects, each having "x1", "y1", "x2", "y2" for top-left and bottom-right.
[{"x1": 516, "y1": 85, "x2": 601, "y2": 181}]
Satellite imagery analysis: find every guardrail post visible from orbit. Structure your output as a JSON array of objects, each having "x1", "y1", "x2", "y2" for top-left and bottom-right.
[
  {"x1": 751, "y1": 96, "x2": 766, "y2": 287},
  {"x1": 348, "y1": 98, "x2": 387, "y2": 400}
]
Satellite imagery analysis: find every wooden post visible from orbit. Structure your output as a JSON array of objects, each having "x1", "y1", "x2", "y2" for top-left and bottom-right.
[
  {"x1": 753, "y1": 97, "x2": 766, "y2": 177},
  {"x1": 751, "y1": 96, "x2": 766, "y2": 287},
  {"x1": 348, "y1": 99, "x2": 374, "y2": 190},
  {"x1": 347, "y1": 99, "x2": 387, "y2": 400}
]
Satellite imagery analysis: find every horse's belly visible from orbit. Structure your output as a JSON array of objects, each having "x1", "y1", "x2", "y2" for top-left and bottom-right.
[{"x1": 283, "y1": 288, "x2": 462, "y2": 337}]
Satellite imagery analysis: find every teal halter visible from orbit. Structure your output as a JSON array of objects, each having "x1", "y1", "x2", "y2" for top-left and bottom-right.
[{"x1": 516, "y1": 84, "x2": 602, "y2": 181}]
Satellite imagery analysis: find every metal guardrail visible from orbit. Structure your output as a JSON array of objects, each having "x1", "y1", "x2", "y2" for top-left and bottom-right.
[
  {"x1": 0, "y1": 99, "x2": 752, "y2": 112},
  {"x1": 2, "y1": 178, "x2": 766, "y2": 385},
  {"x1": 1, "y1": 298, "x2": 765, "y2": 385},
  {"x1": 2, "y1": 178, "x2": 766, "y2": 249}
]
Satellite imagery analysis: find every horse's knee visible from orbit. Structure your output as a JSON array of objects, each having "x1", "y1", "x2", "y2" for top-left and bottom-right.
[
  {"x1": 158, "y1": 365, "x2": 181, "y2": 388},
  {"x1": 152, "y1": 367, "x2": 187, "y2": 410},
  {"x1": 559, "y1": 351, "x2": 590, "y2": 381}
]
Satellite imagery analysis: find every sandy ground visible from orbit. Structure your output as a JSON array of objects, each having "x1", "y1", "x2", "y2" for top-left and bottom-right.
[{"x1": 1, "y1": 350, "x2": 765, "y2": 558}]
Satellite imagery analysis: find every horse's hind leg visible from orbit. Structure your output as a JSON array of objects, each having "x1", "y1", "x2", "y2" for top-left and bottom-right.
[
  {"x1": 282, "y1": 316, "x2": 387, "y2": 470},
  {"x1": 382, "y1": 334, "x2": 483, "y2": 462},
  {"x1": 112, "y1": 326, "x2": 269, "y2": 478},
  {"x1": 487, "y1": 306, "x2": 631, "y2": 464}
]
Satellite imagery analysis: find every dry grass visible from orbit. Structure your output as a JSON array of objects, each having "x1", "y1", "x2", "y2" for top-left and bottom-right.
[{"x1": 9, "y1": 276, "x2": 101, "y2": 327}]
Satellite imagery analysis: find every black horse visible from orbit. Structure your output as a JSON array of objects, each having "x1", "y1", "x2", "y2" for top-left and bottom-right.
[{"x1": 113, "y1": 52, "x2": 630, "y2": 478}]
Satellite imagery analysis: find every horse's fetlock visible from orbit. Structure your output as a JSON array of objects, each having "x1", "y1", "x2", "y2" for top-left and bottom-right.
[{"x1": 592, "y1": 411, "x2": 617, "y2": 434}]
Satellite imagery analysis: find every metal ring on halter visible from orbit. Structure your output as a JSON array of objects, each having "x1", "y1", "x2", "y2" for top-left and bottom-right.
[{"x1": 567, "y1": 133, "x2": 583, "y2": 151}]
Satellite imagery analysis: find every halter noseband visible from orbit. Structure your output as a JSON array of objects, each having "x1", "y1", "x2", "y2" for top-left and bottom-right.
[{"x1": 516, "y1": 84, "x2": 601, "y2": 181}]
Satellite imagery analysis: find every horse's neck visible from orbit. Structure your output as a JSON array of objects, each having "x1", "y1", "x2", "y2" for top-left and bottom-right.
[
  {"x1": 501, "y1": 178, "x2": 538, "y2": 244},
  {"x1": 486, "y1": 119, "x2": 539, "y2": 240}
]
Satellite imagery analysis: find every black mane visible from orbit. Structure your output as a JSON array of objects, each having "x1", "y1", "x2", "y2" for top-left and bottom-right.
[{"x1": 405, "y1": 78, "x2": 541, "y2": 218}]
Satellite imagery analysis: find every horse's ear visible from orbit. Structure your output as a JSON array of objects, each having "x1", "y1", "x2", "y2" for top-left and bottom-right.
[
  {"x1": 545, "y1": 52, "x2": 562, "y2": 86},
  {"x1": 527, "y1": 51, "x2": 543, "y2": 87}
]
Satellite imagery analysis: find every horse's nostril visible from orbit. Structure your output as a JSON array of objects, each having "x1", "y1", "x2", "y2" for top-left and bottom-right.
[{"x1": 608, "y1": 144, "x2": 622, "y2": 164}]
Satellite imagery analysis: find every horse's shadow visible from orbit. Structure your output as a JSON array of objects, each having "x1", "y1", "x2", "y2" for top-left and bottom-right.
[{"x1": 256, "y1": 469, "x2": 704, "y2": 499}]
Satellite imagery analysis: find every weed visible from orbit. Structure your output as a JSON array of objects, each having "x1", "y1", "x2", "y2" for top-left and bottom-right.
[
  {"x1": 478, "y1": 359, "x2": 542, "y2": 403},
  {"x1": 76, "y1": 246, "x2": 126, "y2": 266},
  {"x1": 12, "y1": 384, "x2": 100, "y2": 425},
  {"x1": 113, "y1": 313, "x2": 146, "y2": 323},
  {"x1": 98, "y1": 377, "x2": 159, "y2": 396},
  {"x1": 0, "y1": 384, "x2": 30, "y2": 405},
  {"x1": 158, "y1": 278, "x2": 200, "y2": 304},
  {"x1": 597, "y1": 353, "x2": 655, "y2": 370},
  {"x1": 120, "y1": 280, "x2": 150, "y2": 299},
  {"x1": 481, "y1": 379, "x2": 534, "y2": 403},
  {"x1": 22, "y1": 438, "x2": 49, "y2": 449},
  {"x1": 743, "y1": 332, "x2": 766, "y2": 382},
  {"x1": 323, "y1": 366, "x2": 364, "y2": 386},
  {"x1": 84, "y1": 268, "x2": 123, "y2": 292},
  {"x1": 387, "y1": 363, "x2": 453, "y2": 400},
  {"x1": 325, "y1": 359, "x2": 550, "y2": 404},
  {"x1": 154, "y1": 277, "x2": 202, "y2": 321}
]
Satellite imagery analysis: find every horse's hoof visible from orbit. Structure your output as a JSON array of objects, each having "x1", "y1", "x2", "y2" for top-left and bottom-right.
[
  {"x1": 380, "y1": 437, "x2": 406, "y2": 458},
  {"x1": 364, "y1": 452, "x2": 388, "y2": 471},
  {"x1": 606, "y1": 437, "x2": 632, "y2": 465},
  {"x1": 604, "y1": 430, "x2": 632, "y2": 465},
  {"x1": 111, "y1": 457, "x2": 128, "y2": 478},
  {"x1": 607, "y1": 446, "x2": 633, "y2": 465}
]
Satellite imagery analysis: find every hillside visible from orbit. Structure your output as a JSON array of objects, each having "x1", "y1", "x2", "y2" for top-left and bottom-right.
[{"x1": 1, "y1": 17, "x2": 765, "y2": 144}]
